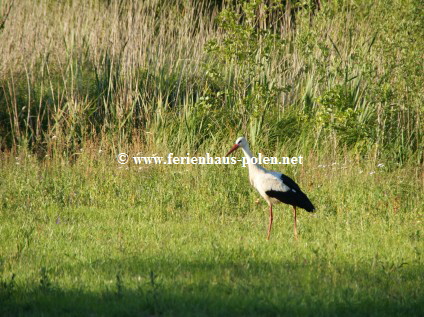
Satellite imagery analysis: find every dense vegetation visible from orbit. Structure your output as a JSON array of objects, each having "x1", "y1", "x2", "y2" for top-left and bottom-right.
[
  {"x1": 0, "y1": 0, "x2": 423, "y2": 316},
  {"x1": 0, "y1": 0, "x2": 422, "y2": 162}
]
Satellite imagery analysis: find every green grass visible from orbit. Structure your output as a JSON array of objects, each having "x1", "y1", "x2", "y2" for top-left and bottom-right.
[
  {"x1": 1, "y1": 156, "x2": 422, "y2": 316},
  {"x1": 0, "y1": 0, "x2": 423, "y2": 315}
]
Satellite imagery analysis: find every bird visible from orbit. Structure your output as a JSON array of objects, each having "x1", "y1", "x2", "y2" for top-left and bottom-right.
[{"x1": 226, "y1": 137, "x2": 315, "y2": 240}]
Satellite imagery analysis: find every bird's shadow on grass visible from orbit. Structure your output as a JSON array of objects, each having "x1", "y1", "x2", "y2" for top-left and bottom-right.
[{"x1": 1, "y1": 255, "x2": 422, "y2": 316}]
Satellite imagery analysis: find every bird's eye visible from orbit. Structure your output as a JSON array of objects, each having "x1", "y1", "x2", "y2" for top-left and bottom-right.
[{"x1": 238, "y1": 140, "x2": 242, "y2": 144}]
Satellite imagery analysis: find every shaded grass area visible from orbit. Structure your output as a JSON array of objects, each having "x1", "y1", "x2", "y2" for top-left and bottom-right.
[
  {"x1": 0, "y1": 157, "x2": 422, "y2": 316},
  {"x1": 2, "y1": 255, "x2": 423, "y2": 317}
]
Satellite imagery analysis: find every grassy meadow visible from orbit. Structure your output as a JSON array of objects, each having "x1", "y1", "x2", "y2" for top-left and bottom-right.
[{"x1": 0, "y1": 0, "x2": 423, "y2": 316}]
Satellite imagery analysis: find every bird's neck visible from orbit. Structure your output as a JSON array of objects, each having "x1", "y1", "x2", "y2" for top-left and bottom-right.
[{"x1": 241, "y1": 146, "x2": 265, "y2": 176}]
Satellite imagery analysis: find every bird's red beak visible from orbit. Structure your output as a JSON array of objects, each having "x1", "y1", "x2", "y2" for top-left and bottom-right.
[{"x1": 226, "y1": 144, "x2": 239, "y2": 156}]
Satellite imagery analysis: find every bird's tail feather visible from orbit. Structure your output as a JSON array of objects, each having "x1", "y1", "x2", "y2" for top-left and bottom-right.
[{"x1": 298, "y1": 192, "x2": 315, "y2": 212}]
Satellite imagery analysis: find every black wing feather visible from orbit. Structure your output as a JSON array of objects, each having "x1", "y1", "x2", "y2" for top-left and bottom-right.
[
  {"x1": 280, "y1": 174, "x2": 301, "y2": 192},
  {"x1": 265, "y1": 174, "x2": 315, "y2": 212}
]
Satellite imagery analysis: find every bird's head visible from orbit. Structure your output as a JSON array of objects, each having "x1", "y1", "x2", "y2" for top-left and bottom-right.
[{"x1": 226, "y1": 136, "x2": 247, "y2": 156}]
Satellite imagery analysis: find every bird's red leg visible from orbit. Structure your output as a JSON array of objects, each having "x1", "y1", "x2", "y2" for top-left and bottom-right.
[
  {"x1": 267, "y1": 204, "x2": 273, "y2": 240},
  {"x1": 293, "y1": 206, "x2": 298, "y2": 240}
]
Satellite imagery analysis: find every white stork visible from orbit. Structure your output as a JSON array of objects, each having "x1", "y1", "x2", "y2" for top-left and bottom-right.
[{"x1": 226, "y1": 137, "x2": 315, "y2": 240}]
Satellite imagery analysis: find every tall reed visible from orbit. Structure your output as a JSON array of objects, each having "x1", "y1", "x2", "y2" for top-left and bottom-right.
[{"x1": 0, "y1": 0, "x2": 422, "y2": 164}]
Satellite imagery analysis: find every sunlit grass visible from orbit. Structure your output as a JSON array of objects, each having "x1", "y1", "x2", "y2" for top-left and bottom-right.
[{"x1": 0, "y1": 154, "x2": 422, "y2": 316}]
